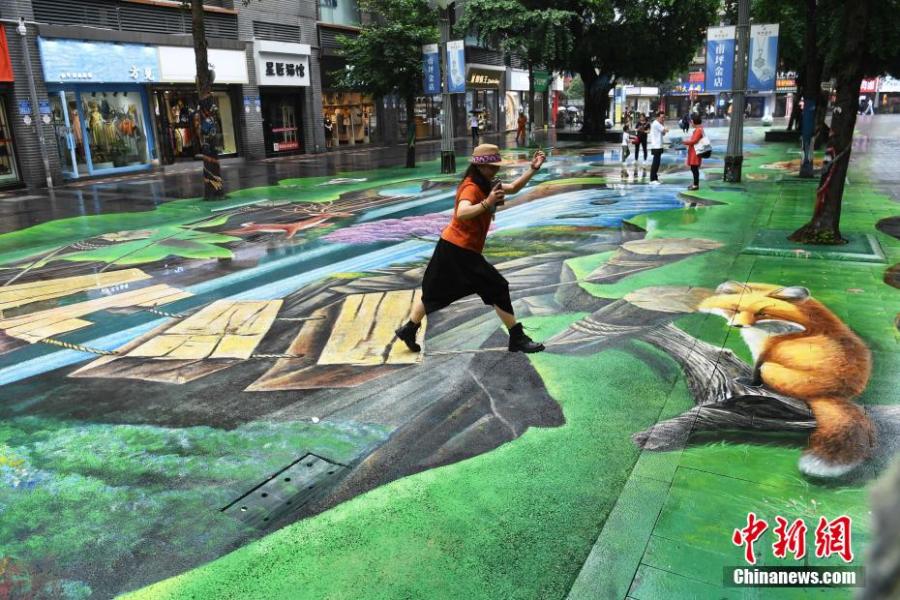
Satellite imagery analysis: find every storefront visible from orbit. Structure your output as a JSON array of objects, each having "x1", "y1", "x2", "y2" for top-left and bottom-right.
[
  {"x1": 151, "y1": 46, "x2": 247, "y2": 164},
  {"x1": 254, "y1": 41, "x2": 311, "y2": 156},
  {"x1": 38, "y1": 38, "x2": 247, "y2": 179},
  {"x1": 0, "y1": 27, "x2": 20, "y2": 188},
  {"x1": 39, "y1": 38, "x2": 158, "y2": 179},
  {"x1": 320, "y1": 55, "x2": 375, "y2": 147},
  {"x1": 774, "y1": 72, "x2": 798, "y2": 118},
  {"x1": 877, "y1": 75, "x2": 900, "y2": 114},
  {"x1": 399, "y1": 94, "x2": 441, "y2": 141},
  {"x1": 505, "y1": 69, "x2": 528, "y2": 131},
  {"x1": 466, "y1": 66, "x2": 503, "y2": 133}
]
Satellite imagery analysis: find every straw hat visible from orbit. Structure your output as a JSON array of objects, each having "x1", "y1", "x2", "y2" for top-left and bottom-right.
[{"x1": 470, "y1": 144, "x2": 517, "y2": 167}]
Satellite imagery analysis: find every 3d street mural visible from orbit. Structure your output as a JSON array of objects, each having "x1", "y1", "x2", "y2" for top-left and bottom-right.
[{"x1": 0, "y1": 129, "x2": 897, "y2": 599}]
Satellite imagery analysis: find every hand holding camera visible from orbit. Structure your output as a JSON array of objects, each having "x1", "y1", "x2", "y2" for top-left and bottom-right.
[{"x1": 489, "y1": 178, "x2": 505, "y2": 206}]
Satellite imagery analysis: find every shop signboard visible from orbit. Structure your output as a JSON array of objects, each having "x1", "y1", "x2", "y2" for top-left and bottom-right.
[
  {"x1": 0, "y1": 27, "x2": 13, "y2": 82},
  {"x1": 507, "y1": 69, "x2": 529, "y2": 92},
  {"x1": 446, "y1": 40, "x2": 466, "y2": 93},
  {"x1": 467, "y1": 67, "x2": 502, "y2": 90},
  {"x1": 776, "y1": 71, "x2": 798, "y2": 93},
  {"x1": 254, "y1": 41, "x2": 311, "y2": 87},
  {"x1": 878, "y1": 76, "x2": 900, "y2": 93},
  {"x1": 747, "y1": 24, "x2": 779, "y2": 91},
  {"x1": 705, "y1": 26, "x2": 735, "y2": 93},
  {"x1": 859, "y1": 78, "x2": 878, "y2": 93},
  {"x1": 158, "y1": 47, "x2": 249, "y2": 85},
  {"x1": 422, "y1": 44, "x2": 440, "y2": 95},
  {"x1": 38, "y1": 38, "x2": 159, "y2": 83},
  {"x1": 532, "y1": 71, "x2": 551, "y2": 92}
]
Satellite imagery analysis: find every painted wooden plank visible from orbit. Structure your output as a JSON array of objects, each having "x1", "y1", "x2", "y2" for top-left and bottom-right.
[
  {"x1": 15, "y1": 318, "x2": 94, "y2": 343},
  {"x1": 0, "y1": 269, "x2": 150, "y2": 311},
  {"x1": 0, "y1": 284, "x2": 190, "y2": 343},
  {"x1": 318, "y1": 291, "x2": 425, "y2": 366},
  {"x1": 127, "y1": 300, "x2": 282, "y2": 361}
]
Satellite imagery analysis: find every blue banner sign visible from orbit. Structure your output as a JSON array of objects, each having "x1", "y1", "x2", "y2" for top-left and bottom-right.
[
  {"x1": 422, "y1": 44, "x2": 440, "y2": 95},
  {"x1": 446, "y1": 40, "x2": 465, "y2": 94},
  {"x1": 705, "y1": 26, "x2": 735, "y2": 93},
  {"x1": 38, "y1": 38, "x2": 159, "y2": 84},
  {"x1": 747, "y1": 24, "x2": 779, "y2": 92},
  {"x1": 17, "y1": 100, "x2": 31, "y2": 115}
]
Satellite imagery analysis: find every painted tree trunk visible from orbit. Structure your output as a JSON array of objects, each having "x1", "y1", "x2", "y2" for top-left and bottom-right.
[
  {"x1": 192, "y1": 0, "x2": 224, "y2": 200},
  {"x1": 790, "y1": 0, "x2": 869, "y2": 245},
  {"x1": 405, "y1": 93, "x2": 417, "y2": 168}
]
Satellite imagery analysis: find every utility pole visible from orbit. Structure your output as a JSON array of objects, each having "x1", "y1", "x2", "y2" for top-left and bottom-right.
[
  {"x1": 724, "y1": 0, "x2": 749, "y2": 182},
  {"x1": 432, "y1": 0, "x2": 456, "y2": 174},
  {"x1": 17, "y1": 18, "x2": 53, "y2": 189}
]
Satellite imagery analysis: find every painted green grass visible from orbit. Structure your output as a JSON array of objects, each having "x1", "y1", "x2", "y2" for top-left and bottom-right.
[
  {"x1": 122, "y1": 135, "x2": 899, "y2": 599},
  {"x1": 123, "y1": 316, "x2": 696, "y2": 600},
  {"x1": 0, "y1": 161, "x2": 445, "y2": 268}
]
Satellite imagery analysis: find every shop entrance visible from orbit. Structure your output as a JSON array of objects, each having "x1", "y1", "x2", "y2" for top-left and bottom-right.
[
  {"x1": 151, "y1": 89, "x2": 237, "y2": 165},
  {"x1": 261, "y1": 91, "x2": 303, "y2": 156},
  {"x1": 48, "y1": 86, "x2": 153, "y2": 179}
]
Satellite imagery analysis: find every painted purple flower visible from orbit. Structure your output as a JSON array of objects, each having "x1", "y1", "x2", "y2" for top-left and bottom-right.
[{"x1": 323, "y1": 213, "x2": 453, "y2": 244}]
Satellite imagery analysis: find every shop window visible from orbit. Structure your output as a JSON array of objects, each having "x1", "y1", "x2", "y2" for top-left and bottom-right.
[
  {"x1": 0, "y1": 97, "x2": 19, "y2": 185},
  {"x1": 319, "y1": 0, "x2": 360, "y2": 26},
  {"x1": 153, "y1": 90, "x2": 236, "y2": 164},
  {"x1": 323, "y1": 91, "x2": 374, "y2": 146},
  {"x1": 81, "y1": 91, "x2": 149, "y2": 170}
]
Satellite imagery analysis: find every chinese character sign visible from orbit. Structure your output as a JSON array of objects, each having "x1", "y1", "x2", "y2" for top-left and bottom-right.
[
  {"x1": 748, "y1": 24, "x2": 779, "y2": 91},
  {"x1": 446, "y1": 40, "x2": 466, "y2": 94},
  {"x1": 733, "y1": 513, "x2": 855, "y2": 565},
  {"x1": 422, "y1": 44, "x2": 440, "y2": 95},
  {"x1": 705, "y1": 26, "x2": 735, "y2": 93}
]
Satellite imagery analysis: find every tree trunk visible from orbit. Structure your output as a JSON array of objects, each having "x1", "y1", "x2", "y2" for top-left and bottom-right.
[
  {"x1": 790, "y1": 0, "x2": 869, "y2": 244},
  {"x1": 527, "y1": 62, "x2": 535, "y2": 146},
  {"x1": 191, "y1": 0, "x2": 224, "y2": 200},
  {"x1": 798, "y1": 0, "x2": 821, "y2": 178},
  {"x1": 405, "y1": 92, "x2": 416, "y2": 168},
  {"x1": 578, "y1": 65, "x2": 610, "y2": 139}
]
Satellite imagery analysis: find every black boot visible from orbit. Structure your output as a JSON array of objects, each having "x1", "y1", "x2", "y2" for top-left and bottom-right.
[
  {"x1": 395, "y1": 320, "x2": 421, "y2": 352},
  {"x1": 508, "y1": 323, "x2": 545, "y2": 353}
]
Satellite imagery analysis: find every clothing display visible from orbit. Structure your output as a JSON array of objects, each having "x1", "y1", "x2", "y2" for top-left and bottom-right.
[
  {"x1": 322, "y1": 92, "x2": 374, "y2": 145},
  {"x1": 80, "y1": 92, "x2": 148, "y2": 168},
  {"x1": 153, "y1": 90, "x2": 236, "y2": 164},
  {"x1": 0, "y1": 96, "x2": 18, "y2": 184}
]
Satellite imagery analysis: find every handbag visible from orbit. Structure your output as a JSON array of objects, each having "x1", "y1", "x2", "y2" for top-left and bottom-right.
[{"x1": 695, "y1": 131, "x2": 712, "y2": 158}]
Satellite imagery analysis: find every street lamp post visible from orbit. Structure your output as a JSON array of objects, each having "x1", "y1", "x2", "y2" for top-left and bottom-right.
[
  {"x1": 430, "y1": 0, "x2": 456, "y2": 174},
  {"x1": 17, "y1": 18, "x2": 53, "y2": 189},
  {"x1": 724, "y1": 0, "x2": 749, "y2": 183}
]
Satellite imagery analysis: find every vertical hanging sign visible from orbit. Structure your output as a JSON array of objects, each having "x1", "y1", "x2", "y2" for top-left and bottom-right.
[
  {"x1": 422, "y1": 44, "x2": 440, "y2": 95},
  {"x1": 747, "y1": 24, "x2": 779, "y2": 91},
  {"x1": 446, "y1": 40, "x2": 466, "y2": 94},
  {"x1": 705, "y1": 26, "x2": 736, "y2": 93}
]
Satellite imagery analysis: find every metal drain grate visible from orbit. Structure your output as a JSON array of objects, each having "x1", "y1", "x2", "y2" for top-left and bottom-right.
[{"x1": 222, "y1": 453, "x2": 348, "y2": 527}]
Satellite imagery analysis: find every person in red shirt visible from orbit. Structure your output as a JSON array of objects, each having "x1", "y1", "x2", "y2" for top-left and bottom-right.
[
  {"x1": 396, "y1": 144, "x2": 547, "y2": 354},
  {"x1": 683, "y1": 113, "x2": 705, "y2": 191}
]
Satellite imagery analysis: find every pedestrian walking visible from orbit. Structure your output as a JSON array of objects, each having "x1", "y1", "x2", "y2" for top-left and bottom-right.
[
  {"x1": 683, "y1": 114, "x2": 707, "y2": 191},
  {"x1": 621, "y1": 124, "x2": 632, "y2": 164},
  {"x1": 516, "y1": 111, "x2": 527, "y2": 146},
  {"x1": 680, "y1": 113, "x2": 690, "y2": 133},
  {"x1": 648, "y1": 111, "x2": 668, "y2": 184},
  {"x1": 470, "y1": 113, "x2": 480, "y2": 144},
  {"x1": 395, "y1": 144, "x2": 548, "y2": 354},
  {"x1": 324, "y1": 117, "x2": 334, "y2": 149},
  {"x1": 634, "y1": 114, "x2": 649, "y2": 164}
]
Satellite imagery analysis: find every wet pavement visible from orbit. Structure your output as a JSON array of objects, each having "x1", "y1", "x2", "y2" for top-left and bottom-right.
[{"x1": 0, "y1": 117, "x2": 897, "y2": 600}]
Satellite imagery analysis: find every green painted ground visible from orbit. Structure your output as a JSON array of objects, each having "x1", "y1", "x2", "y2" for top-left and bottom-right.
[{"x1": 124, "y1": 137, "x2": 899, "y2": 599}]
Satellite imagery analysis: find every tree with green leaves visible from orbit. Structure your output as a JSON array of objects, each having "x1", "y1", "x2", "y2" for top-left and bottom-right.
[
  {"x1": 526, "y1": 0, "x2": 717, "y2": 137},
  {"x1": 337, "y1": 0, "x2": 438, "y2": 168},
  {"x1": 457, "y1": 0, "x2": 574, "y2": 133},
  {"x1": 789, "y1": 0, "x2": 900, "y2": 244}
]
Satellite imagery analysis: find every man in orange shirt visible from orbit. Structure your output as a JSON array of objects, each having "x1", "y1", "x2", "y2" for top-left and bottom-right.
[{"x1": 396, "y1": 144, "x2": 546, "y2": 354}]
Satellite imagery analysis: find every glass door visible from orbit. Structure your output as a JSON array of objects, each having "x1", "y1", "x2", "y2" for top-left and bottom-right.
[{"x1": 49, "y1": 91, "x2": 83, "y2": 178}]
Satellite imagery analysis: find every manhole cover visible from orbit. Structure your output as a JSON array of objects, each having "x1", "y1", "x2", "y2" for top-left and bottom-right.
[{"x1": 222, "y1": 453, "x2": 348, "y2": 527}]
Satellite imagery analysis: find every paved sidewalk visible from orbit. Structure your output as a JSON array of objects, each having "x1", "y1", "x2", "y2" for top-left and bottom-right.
[{"x1": 0, "y1": 116, "x2": 896, "y2": 599}]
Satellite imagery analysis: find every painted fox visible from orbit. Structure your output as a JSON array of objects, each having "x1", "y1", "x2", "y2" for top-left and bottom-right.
[{"x1": 698, "y1": 281, "x2": 875, "y2": 478}]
